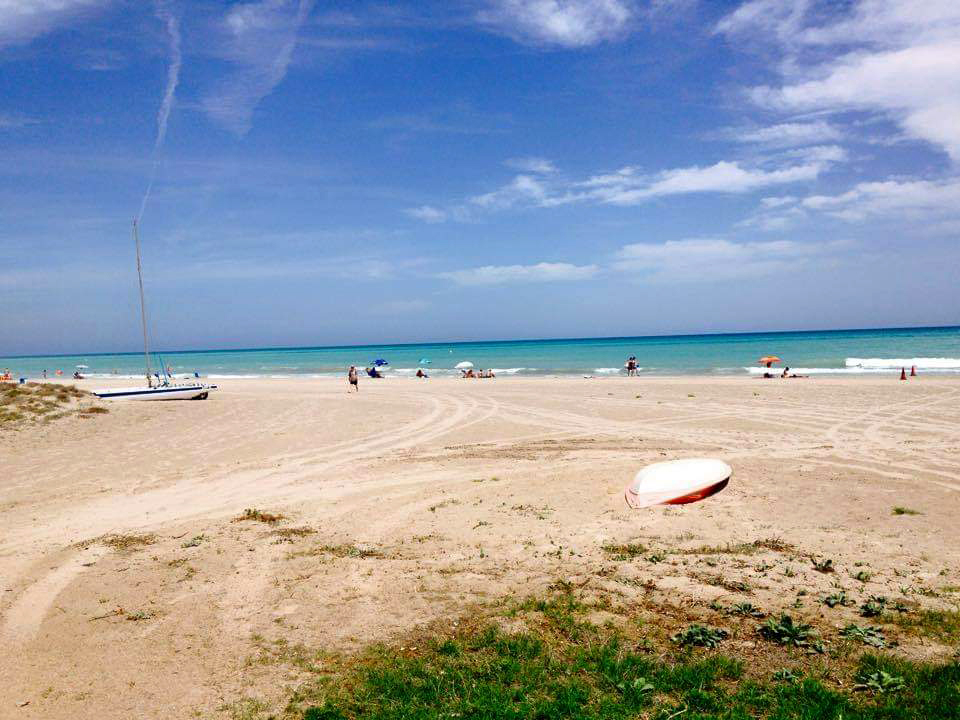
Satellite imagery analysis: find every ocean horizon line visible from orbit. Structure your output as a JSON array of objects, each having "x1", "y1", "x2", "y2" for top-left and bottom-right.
[{"x1": 4, "y1": 323, "x2": 959, "y2": 361}]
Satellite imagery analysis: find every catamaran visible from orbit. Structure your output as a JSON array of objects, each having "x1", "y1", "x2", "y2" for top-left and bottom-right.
[{"x1": 94, "y1": 221, "x2": 217, "y2": 401}]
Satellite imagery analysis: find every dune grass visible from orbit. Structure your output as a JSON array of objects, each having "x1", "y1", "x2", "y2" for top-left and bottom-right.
[
  {"x1": 265, "y1": 591, "x2": 960, "y2": 720},
  {"x1": 0, "y1": 382, "x2": 102, "y2": 426}
]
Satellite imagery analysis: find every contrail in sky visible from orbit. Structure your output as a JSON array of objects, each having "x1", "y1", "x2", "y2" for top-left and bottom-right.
[{"x1": 137, "y1": 0, "x2": 181, "y2": 223}]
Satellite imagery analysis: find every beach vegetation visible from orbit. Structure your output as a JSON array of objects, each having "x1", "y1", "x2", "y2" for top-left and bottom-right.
[
  {"x1": 812, "y1": 557, "x2": 835, "y2": 573},
  {"x1": 288, "y1": 543, "x2": 383, "y2": 560},
  {"x1": 259, "y1": 589, "x2": 960, "y2": 720},
  {"x1": 860, "y1": 596, "x2": 887, "y2": 618},
  {"x1": 0, "y1": 382, "x2": 96, "y2": 427},
  {"x1": 181, "y1": 534, "x2": 205, "y2": 548},
  {"x1": 758, "y1": 615, "x2": 817, "y2": 647},
  {"x1": 601, "y1": 543, "x2": 647, "y2": 560},
  {"x1": 889, "y1": 608, "x2": 960, "y2": 644},
  {"x1": 823, "y1": 591, "x2": 852, "y2": 608},
  {"x1": 841, "y1": 625, "x2": 887, "y2": 648},
  {"x1": 236, "y1": 508, "x2": 286, "y2": 524},
  {"x1": 726, "y1": 602, "x2": 764, "y2": 618},
  {"x1": 892, "y1": 506, "x2": 921, "y2": 516},
  {"x1": 853, "y1": 570, "x2": 873, "y2": 583},
  {"x1": 671, "y1": 624, "x2": 728, "y2": 648}
]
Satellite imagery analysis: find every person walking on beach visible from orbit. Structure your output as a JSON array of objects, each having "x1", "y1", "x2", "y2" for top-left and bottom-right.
[{"x1": 348, "y1": 365, "x2": 359, "y2": 392}]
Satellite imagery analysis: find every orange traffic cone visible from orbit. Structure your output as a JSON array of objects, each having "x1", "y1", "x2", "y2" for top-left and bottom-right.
[
  {"x1": 900, "y1": 367, "x2": 907, "y2": 380},
  {"x1": 910, "y1": 365, "x2": 917, "y2": 377}
]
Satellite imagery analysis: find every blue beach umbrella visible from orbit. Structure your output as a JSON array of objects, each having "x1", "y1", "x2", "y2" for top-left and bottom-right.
[{"x1": 372, "y1": 358, "x2": 389, "y2": 366}]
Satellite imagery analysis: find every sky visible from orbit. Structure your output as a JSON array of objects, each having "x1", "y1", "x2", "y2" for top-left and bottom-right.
[{"x1": 1, "y1": 0, "x2": 959, "y2": 355}]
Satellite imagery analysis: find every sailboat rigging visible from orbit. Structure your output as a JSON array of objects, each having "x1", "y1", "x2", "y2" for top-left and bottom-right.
[{"x1": 93, "y1": 221, "x2": 217, "y2": 401}]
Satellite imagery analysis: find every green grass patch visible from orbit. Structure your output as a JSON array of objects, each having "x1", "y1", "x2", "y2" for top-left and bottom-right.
[
  {"x1": 889, "y1": 608, "x2": 960, "y2": 645},
  {"x1": 276, "y1": 593, "x2": 960, "y2": 720}
]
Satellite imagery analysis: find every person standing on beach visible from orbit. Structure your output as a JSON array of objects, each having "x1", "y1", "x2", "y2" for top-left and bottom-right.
[{"x1": 348, "y1": 365, "x2": 359, "y2": 392}]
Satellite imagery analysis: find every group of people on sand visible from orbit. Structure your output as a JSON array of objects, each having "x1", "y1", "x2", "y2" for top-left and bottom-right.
[
  {"x1": 461, "y1": 368, "x2": 495, "y2": 378},
  {"x1": 761, "y1": 361, "x2": 806, "y2": 379},
  {"x1": 347, "y1": 364, "x2": 431, "y2": 391},
  {"x1": 625, "y1": 356, "x2": 639, "y2": 376}
]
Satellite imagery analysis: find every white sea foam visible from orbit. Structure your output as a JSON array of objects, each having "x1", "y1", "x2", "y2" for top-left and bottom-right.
[
  {"x1": 489, "y1": 367, "x2": 531, "y2": 374},
  {"x1": 207, "y1": 374, "x2": 260, "y2": 379},
  {"x1": 593, "y1": 367, "x2": 623, "y2": 374},
  {"x1": 846, "y1": 357, "x2": 960, "y2": 369},
  {"x1": 746, "y1": 365, "x2": 960, "y2": 375}
]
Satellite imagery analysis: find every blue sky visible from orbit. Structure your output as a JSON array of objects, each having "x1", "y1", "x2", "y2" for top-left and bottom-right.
[{"x1": 1, "y1": 0, "x2": 959, "y2": 354}]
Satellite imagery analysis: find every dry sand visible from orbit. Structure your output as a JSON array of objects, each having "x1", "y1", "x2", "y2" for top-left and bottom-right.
[{"x1": 1, "y1": 375, "x2": 959, "y2": 718}]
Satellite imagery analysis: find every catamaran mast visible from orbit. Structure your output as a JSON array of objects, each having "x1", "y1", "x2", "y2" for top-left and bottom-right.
[{"x1": 133, "y1": 219, "x2": 153, "y2": 387}]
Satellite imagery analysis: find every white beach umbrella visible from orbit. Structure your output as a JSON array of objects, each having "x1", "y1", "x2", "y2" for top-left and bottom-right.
[{"x1": 454, "y1": 361, "x2": 473, "y2": 369}]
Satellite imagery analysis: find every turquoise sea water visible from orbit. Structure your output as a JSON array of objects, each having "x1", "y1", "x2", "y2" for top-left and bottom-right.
[{"x1": 2, "y1": 326, "x2": 960, "y2": 379}]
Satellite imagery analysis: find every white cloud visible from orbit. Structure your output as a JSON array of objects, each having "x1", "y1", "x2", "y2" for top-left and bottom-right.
[
  {"x1": 504, "y1": 156, "x2": 556, "y2": 173},
  {"x1": 728, "y1": 121, "x2": 842, "y2": 147},
  {"x1": 472, "y1": 174, "x2": 549, "y2": 209},
  {"x1": 718, "y1": 0, "x2": 960, "y2": 159},
  {"x1": 612, "y1": 237, "x2": 839, "y2": 282},
  {"x1": 439, "y1": 262, "x2": 599, "y2": 285},
  {"x1": 405, "y1": 205, "x2": 448, "y2": 223},
  {"x1": 408, "y1": 150, "x2": 842, "y2": 221},
  {"x1": 0, "y1": 0, "x2": 108, "y2": 48},
  {"x1": 201, "y1": 0, "x2": 314, "y2": 136},
  {"x1": 743, "y1": 176, "x2": 960, "y2": 228},
  {"x1": 801, "y1": 177, "x2": 960, "y2": 222},
  {"x1": 0, "y1": 112, "x2": 39, "y2": 128},
  {"x1": 478, "y1": 0, "x2": 632, "y2": 48}
]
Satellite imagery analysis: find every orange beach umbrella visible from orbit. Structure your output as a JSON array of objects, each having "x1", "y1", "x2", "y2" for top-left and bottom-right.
[{"x1": 758, "y1": 355, "x2": 781, "y2": 365}]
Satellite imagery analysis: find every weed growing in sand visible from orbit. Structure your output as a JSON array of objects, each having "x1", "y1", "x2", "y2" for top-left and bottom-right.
[
  {"x1": 601, "y1": 543, "x2": 647, "y2": 560},
  {"x1": 289, "y1": 543, "x2": 383, "y2": 560},
  {"x1": 772, "y1": 668, "x2": 801, "y2": 683},
  {"x1": 758, "y1": 615, "x2": 817, "y2": 648},
  {"x1": 892, "y1": 506, "x2": 921, "y2": 516},
  {"x1": 125, "y1": 609, "x2": 156, "y2": 622},
  {"x1": 92, "y1": 533, "x2": 156, "y2": 551},
  {"x1": 429, "y1": 499, "x2": 461, "y2": 512},
  {"x1": 841, "y1": 625, "x2": 887, "y2": 648},
  {"x1": 671, "y1": 624, "x2": 728, "y2": 648},
  {"x1": 823, "y1": 591, "x2": 852, "y2": 608},
  {"x1": 726, "y1": 602, "x2": 764, "y2": 618},
  {"x1": 646, "y1": 552, "x2": 667, "y2": 564},
  {"x1": 271, "y1": 526, "x2": 315, "y2": 540},
  {"x1": 860, "y1": 596, "x2": 887, "y2": 618},
  {"x1": 181, "y1": 534, "x2": 205, "y2": 548},
  {"x1": 853, "y1": 570, "x2": 873, "y2": 583},
  {"x1": 236, "y1": 508, "x2": 285, "y2": 524},
  {"x1": 812, "y1": 557, "x2": 835, "y2": 573},
  {"x1": 855, "y1": 669, "x2": 906, "y2": 694}
]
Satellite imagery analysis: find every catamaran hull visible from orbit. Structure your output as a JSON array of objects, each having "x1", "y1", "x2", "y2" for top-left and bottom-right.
[{"x1": 93, "y1": 384, "x2": 218, "y2": 401}]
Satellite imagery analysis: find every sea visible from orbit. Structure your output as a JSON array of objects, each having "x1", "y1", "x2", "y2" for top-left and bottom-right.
[{"x1": 3, "y1": 326, "x2": 960, "y2": 380}]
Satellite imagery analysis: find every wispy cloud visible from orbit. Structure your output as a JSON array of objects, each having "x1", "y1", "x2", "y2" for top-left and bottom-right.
[
  {"x1": 717, "y1": 0, "x2": 960, "y2": 159},
  {"x1": 612, "y1": 237, "x2": 845, "y2": 282},
  {"x1": 723, "y1": 120, "x2": 843, "y2": 148},
  {"x1": 747, "y1": 177, "x2": 960, "y2": 228},
  {"x1": 478, "y1": 0, "x2": 632, "y2": 48},
  {"x1": 0, "y1": 0, "x2": 109, "y2": 48},
  {"x1": 408, "y1": 148, "x2": 844, "y2": 221},
  {"x1": 0, "y1": 112, "x2": 39, "y2": 129},
  {"x1": 439, "y1": 262, "x2": 599, "y2": 285},
  {"x1": 504, "y1": 156, "x2": 556, "y2": 173},
  {"x1": 138, "y1": 0, "x2": 181, "y2": 223},
  {"x1": 201, "y1": 0, "x2": 314, "y2": 136}
]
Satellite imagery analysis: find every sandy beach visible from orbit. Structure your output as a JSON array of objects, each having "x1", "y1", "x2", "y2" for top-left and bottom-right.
[{"x1": 1, "y1": 375, "x2": 959, "y2": 718}]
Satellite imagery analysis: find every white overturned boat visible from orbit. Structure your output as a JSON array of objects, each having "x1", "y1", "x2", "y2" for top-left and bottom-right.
[
  {"x1": 94, "y1": 220, "x2": 218, "y2": 402},
  {"x1": 94, "y1": 382, "x2": 216, "y2": 401},
  {"x1": 624, "y1": 458, "x2": 731, "y2": 509}
]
